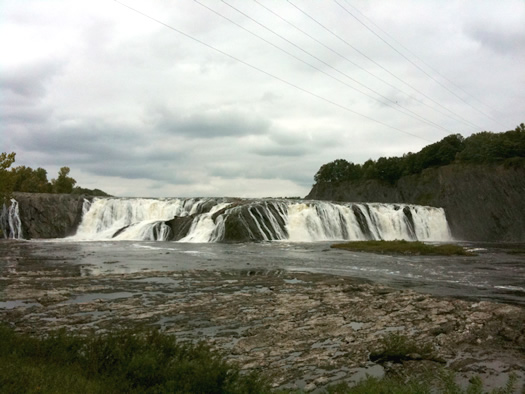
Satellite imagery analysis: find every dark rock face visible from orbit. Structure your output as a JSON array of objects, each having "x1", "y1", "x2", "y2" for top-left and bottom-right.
[
  {"x1": 220, "y1": 202, "x2": 288, "y2": 243},
  {"x1": 13, "y1": 193, "x2": 89, "y2": 239},
  {"x1": 306, "y1": 164, "x2": 525, "y2": 242},
  {"x1": 166, "y1": 216, "x2": 195, "y2": 241}
]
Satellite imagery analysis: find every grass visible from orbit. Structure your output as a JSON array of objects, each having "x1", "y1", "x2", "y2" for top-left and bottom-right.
[
  {"x1": 0, "y1": 325, "x2": 269, "y2": 393},
  {"x1": 324, "y1": 334, "x2": 518, "y2": 394},
  {"x1": 324, "y1": 372, "x2": 519, "y2": 394},
  {"x1": 331, "y1": 240, "x2": 474, "y2": 256},
  {"x1": 369, "y1": 332, "x2": 439, "y2": 364},
  {"x1": 0, "y1": 326, "x2": 519, "y2": 393}
]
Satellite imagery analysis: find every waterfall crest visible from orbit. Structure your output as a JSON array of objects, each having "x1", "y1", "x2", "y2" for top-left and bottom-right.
[{"x1": 69, "y1": 197, "x2": 451, "y2": 243}]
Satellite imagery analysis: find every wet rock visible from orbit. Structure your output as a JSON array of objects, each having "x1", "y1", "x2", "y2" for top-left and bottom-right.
[{"x1": 1, "y1": 266, "x2": 524, "y2": 391}]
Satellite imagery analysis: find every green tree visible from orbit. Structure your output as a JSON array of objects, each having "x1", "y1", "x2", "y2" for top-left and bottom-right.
[
  {"x1": 52, "y1": 167, "x2": 77, "y2": 194},
  {"x1": 375, "y1": 156, "x2": 404, "y2": 184},
  {"x1": 11, "y1": 166, "x2": 52, "y2": 193},
  {"x1": 0, "y1": 152, "x2": 16, "y2": 205}
]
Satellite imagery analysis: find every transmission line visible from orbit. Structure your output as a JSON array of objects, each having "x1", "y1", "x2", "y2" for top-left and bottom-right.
[
  {"x1": 213, "y1": 0, "x2": 453, "y2": 134},
  {"x1": 252, "y1": 0, "x2": 480, "y2": 132},
  {"x1": 341, "y1": 0, "x2": 505, "y2": 119},
  {"x1": 334, "y1": 0, "x2": 504, "y2": 126},
  {"x1": 287, "y1": 0, "x2": 484, "y2": 131},
  {"x1": 113, "y1": 0, "x2": 433, "y2": 142}
]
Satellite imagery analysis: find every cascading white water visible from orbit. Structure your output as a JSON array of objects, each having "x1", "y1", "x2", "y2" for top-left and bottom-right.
[
  {"x1": 285, "y1": 202, "x2": 451, "y2": 242},
  {"x1": 179, "y1": 202, "x2": 231, "y2": 242},
  {"x1": 0, "y1": 199, "x2": 23, "y2": 239},
  {"x1": 72, "y1": 198, "x2": 203, "y2": 240},
  {"x1": 69, "y1": 197, "x2": 452, "y2": 243}
]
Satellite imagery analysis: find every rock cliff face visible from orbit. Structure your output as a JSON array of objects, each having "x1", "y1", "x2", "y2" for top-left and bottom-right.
[
  {"x1": 306, "y1": 164, "x2": 525, "y2": 242},
  {"x1": 13, "y1": 193, "x2": 89, "y2": 239}
]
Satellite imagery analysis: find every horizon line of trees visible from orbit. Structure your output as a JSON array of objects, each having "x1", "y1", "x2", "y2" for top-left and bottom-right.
[
  {"x1": 314, "y1": 123, "x2": 525, "y2": 185},
  {"x1": 0, "y1": 153, "x2": 109, "y2": 205}
]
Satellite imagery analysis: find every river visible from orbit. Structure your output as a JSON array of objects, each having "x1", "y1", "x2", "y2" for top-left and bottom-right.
[{"x1": 3, "y1": 239, "x2": 524, "y2": 306}]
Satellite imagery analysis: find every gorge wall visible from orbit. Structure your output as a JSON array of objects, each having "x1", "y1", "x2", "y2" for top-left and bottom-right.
[
  {"x1": 306, "y1": 163, "x2": 525, "y2": 242},
  {"x1": 11, "y1": 193, "x2": 88, "y2": 239}
]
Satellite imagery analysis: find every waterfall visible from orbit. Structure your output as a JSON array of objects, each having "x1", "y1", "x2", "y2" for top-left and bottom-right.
[
  {"x1": 0, "y1": 199, "x2": 23, "y2": 239},
  {"x1": 285, "y1": 202, "x2": 450, "y2": 242},
  {"x1": 69, "y1": 197, "x2": 452, "y2": 243}
]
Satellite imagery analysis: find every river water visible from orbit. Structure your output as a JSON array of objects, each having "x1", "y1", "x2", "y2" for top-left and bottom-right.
[{"x1": 4, "y1": 239, "x2": 524, "y2": 306}]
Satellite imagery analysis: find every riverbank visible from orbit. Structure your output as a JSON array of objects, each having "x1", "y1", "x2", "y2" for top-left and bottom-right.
[{"x1": 1, "y1": 241, "x2": 523, "y2": 391}]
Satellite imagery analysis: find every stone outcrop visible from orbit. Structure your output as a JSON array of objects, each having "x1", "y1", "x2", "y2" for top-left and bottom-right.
[
  {"x1": 1, "y1": 239, "x2": 524, "y2": 391},
  {"x1": 306, "y1": 163, "x2": 525, "y2": 242},
  {"x1": 13, "y1": 192, "x2": 89, "y2": 239}
]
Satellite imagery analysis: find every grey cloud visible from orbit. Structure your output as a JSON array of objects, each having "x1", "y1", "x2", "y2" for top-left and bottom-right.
[
  {"x1": 153, "y1": 106, "x2": 271, "y2": 138},
  {"x1": 252, "y1": 144, "x2": 310, "y2": 157},
  {"x1": 1, "y1": 60, "x2": 63, "y2": 99},
  {"x1": 467, "y1": 25, "x2": 525, "y2": 55}
]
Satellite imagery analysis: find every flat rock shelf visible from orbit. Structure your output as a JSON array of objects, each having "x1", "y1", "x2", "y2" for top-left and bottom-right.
[{"x1": 1, "y1": 250, "x2": 524, "y2": 392}]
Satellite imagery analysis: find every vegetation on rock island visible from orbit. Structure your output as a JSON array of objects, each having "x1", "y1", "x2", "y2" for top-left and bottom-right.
[
  {"x1": 331, "y1": 240, "x2": 474, "y2": 256},
  {"x1": 0, "y1": 152, "x2": 109, "y2": 204},
  {"x1": 314, "y1": 123, "x2": 525, "y2": 185}
]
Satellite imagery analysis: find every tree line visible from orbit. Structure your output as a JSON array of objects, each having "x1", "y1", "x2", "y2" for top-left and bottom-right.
[
  {"x1": 0, "y1": 153, "x2": 109, "y2": 204},
  {"x1": 314, "y1": 123, "x2": 525, "y2": 185}
]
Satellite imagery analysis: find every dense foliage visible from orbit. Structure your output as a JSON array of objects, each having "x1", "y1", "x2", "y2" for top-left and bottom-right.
[
  {"x1": 0, "y1": 153, "x2": 109, "y2": 198},
  {"x1": 314, "y1": 123, "x2": 525, "y2": 185},
  {"x1": 0, "y1": 325, "x2": 269, "y2": 393},
  {"x1": 0, "y1": 152, "x2": 16, "y2": 205}
]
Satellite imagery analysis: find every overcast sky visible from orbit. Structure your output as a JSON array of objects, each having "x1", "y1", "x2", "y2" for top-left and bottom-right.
[{"x1": 1, "y1": 0, "x2": 524, "y2": 198}]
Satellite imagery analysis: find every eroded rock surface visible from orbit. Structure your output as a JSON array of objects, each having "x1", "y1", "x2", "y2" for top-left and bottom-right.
[{"x1": 1, "y1": 245, "x2": 524, "y2": 392}]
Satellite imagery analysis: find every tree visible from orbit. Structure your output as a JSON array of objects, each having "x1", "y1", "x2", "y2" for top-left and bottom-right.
[
  {"x1": 51, "y1": 167, "x2": 77, "y2": 194},
  {"x1": 0, "y1": 152, "x2": 16, "y2": 205},
  {"x1": 375, "y1": 156, "x2": 404, "y2": 184},
  {"x1": 11, "y1": 166, "x2": 52, "y2": 193}
]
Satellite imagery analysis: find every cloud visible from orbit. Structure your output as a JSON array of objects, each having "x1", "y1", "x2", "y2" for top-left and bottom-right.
[
  {"x1": 152, "y1": 106, "x2": 271, "y2": 138},
  {"x1": 1, "y1": 0, "x2": 523, "y2": 199}
]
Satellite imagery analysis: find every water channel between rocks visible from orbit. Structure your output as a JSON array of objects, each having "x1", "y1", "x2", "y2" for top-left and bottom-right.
[{"x1": 0, "y1": 240, "x2": 524, "y2": 391}]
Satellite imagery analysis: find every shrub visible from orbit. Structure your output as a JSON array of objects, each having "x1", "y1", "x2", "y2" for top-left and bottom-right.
[{"x1": 0, "y1": 325, "x2": 269, "y2": 393}]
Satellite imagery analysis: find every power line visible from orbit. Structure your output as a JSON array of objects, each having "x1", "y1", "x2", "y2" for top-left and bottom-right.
[
  {"x1": 341, "y1": 0, "x2": 505, "y2": 119},
  {"x1": 213, "y1": 0, "x2": 453, "y2": 134},
  {"x1": 252, "y1": 0, "x2": 479, "y2": 132},
  {"x1": 113, "y1": 0, "x2": 432, "y2": 142},
  {"x1": 335, "y1": 0, "x2": 504, "y2": 126},
  {"x1": 287, "y1": 0, "x2": 484, "y2": 131}
]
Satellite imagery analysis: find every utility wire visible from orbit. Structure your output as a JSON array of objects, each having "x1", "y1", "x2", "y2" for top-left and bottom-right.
[
  {"x1": 334, "y1": 0, "x2": 504, "y2": 126},
  {"x1": 252, "y1": 0, "x2": 478, "y2": 132},
  {"x1": 113, "y1": 0, "x2": 432, "y2": 142},
  {"x1": 287, "y1": 0, "x2": 483, "y2": 131},
  {"x1": 342, "y1": 0, "x2": 504, "y2": 119},
  {"x1": 214, "y1": 0, "x2": 452, "y2": 134}
]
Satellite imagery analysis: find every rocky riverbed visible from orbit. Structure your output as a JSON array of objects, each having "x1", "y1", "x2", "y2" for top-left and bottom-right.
[{"x1": 0, "y1": 240, "x2": 524, "y2": 392}]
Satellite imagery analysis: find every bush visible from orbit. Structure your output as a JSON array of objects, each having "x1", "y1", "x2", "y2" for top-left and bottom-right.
[{"x1": 0, "y1": 325, "x2": 269, "y2": 393}]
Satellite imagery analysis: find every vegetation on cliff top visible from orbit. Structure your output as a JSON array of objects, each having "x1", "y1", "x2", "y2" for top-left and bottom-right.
[
  {"x1": 331, "y1": 240, "x2": 474, "y2": 256},
  {"x1": 314, "y1": 123, "x2": 525, "y2": 185},
  {"x1": 0, "y1": 152, "x2": 109, "y2": 204}
]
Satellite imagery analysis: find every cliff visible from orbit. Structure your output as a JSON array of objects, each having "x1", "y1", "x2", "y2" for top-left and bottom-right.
[
  {"x1": 306, "y1": 163, "x2": 525, "y2": 242},
  {"x1": 13, "y1": 193, "x2": 89, "y2": 239}
]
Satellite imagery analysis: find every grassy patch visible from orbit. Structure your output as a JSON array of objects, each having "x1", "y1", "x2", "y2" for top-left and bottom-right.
[
  {"x1": 331, "y1": 240, "x2": 474, "y2": 256},
  {"x1": 325, "y1": 371, "x2": 518, "y2": 394},
  {"x1": 0, "y1": 325, "x2": 269, "y2": 393},
  {"x1": 369, "y1": 333, "x2": 439, "y2": 364}
]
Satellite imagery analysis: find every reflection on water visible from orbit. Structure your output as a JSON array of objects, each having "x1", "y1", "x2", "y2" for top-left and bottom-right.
[{"x1": 1, "y1": 240, "x2": 524, "y2": 305}]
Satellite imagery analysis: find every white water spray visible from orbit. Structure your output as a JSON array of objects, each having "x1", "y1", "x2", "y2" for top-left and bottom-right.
[
  {"x1": 69, "y1": 198, "x2": 452, "y2": 243},
  {"x1": 0, "y1": 199, "x2": 23, "y2": 239}
]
